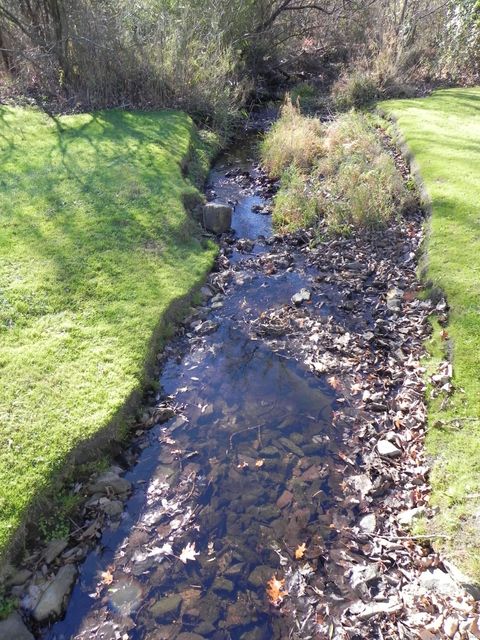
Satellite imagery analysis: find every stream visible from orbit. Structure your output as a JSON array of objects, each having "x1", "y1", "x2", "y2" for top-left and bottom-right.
[
  {"x1": 33, "y1": 126, "x2": 478, "y2": 640},
  {"x1": 43, "y1": 134, "x2": 344, "y2": 640}
]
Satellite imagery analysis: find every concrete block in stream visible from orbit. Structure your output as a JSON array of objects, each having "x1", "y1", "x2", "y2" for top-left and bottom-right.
[{"x1": 203, "y1": 203, "x2": 233, "y2": 234}]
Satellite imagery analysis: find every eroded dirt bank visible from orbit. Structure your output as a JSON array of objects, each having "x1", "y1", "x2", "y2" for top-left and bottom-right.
[{"x1": 3, "y1": 131, "x2": 479, "y2": 640}]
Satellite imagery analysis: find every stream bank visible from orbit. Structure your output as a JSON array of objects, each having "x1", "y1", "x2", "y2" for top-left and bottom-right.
[{"x1": 2, "y1": 124, "x2": 480, "y2": 640}]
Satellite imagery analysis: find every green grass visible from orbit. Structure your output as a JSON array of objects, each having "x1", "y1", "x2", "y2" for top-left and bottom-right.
[
  {"x1": 381, "y1": 87, "x2": 480, "y2": 577},
  {"x1": 0, "y1": 106, "x2": 217, "y2": 560}
]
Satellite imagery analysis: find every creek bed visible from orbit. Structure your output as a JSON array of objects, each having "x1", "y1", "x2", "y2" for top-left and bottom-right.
[
  {"x1": 43, "y1": 135, "x2": 344, "y2": 640},
  {"x1": 38, "y1": 127, "x2": 463, "y2": 640}
]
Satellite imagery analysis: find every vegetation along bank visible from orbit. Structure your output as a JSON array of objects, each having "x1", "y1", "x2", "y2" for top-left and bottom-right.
[
  {"x1": 0, "y1": 107, "x2": 217, "y2": 562},
  {"x1": 381, "y1": 88, "x2": 480, "y2": 577}
]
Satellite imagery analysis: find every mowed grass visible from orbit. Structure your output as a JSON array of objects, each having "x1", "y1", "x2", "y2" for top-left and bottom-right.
[
  {"x1": 0, "y1": 107, "x2": 217, "y2": 558},
  {"x1": 381, "y1": 88, "x2": 480, "y2": 576}
]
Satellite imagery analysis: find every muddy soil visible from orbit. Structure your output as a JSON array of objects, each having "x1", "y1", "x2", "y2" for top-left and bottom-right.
[{"x1": 7, "y1": 130, "x2": 479, "y2": 640}]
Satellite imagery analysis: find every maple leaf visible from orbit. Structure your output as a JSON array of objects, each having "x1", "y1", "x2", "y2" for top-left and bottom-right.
[
  {"x1": 327, "y1": 375, "x2": 342, "y2": 391},
  {"x1": 266, "y1": 575, "x2": 288, "y2": 606},
  {"x1": 100, "y1": 567, "x2": 114, "y2": 585},
  {"x1": 294, "y1": 542, "x2": 307, "y2": 559},
  {"x1": 179, "y1": 541, "x2": 199, "y2": 564}
]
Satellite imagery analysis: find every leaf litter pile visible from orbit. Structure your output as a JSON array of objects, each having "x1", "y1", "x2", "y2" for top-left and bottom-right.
[{"x1": 30, "y1": 137, "x2": 479, "y2": 640}]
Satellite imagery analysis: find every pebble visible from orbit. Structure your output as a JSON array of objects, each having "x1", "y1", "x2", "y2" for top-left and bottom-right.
[
  {"x1": 419, "y1": 568, "x2": 461, "y2": 598},
  {"x1": 43, "y1": 539, "x2": 68, "y2": 564},
  {"x1": 6, "y1": 568, "x2": 32, "y2": 587},
  {"x1": 397, "y1": 506, "x2": 426, "y2": 527},
  {"x1": 276, "y1": 489, "x2": 293, "y2": 509},
  {"x1": 377, "y1": 439, "x2": 402, "y2": 458},
  {"x1": 358, "y1": 513, "x2": 376, "y2": 534},
  {"x1": 149, "y1": 594, "x2": 183, "y2": 620}
]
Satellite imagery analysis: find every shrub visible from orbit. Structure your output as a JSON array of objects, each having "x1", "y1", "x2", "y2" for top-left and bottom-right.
[
  {"x1": 272, "y1": 166, "x2": 318, "y2": 232},
  {"x1": 331, "y1": 71, "x2": 378, "y2": 110},
  {"x1": 260, "y1": 96, "x2": 323, "y2": 177}
]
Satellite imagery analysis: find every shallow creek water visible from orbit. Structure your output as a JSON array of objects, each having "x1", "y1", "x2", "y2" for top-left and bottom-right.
[{"x1": 44, "y1": 136, "x2": 346, "y2": 640}]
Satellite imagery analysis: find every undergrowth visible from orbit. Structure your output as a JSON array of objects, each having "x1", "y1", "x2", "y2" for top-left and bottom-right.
[{"x1": 261, "y1": 98, "x2": 411, "y2": 233}]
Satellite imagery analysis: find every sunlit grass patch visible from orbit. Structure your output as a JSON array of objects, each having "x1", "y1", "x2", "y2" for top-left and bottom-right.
[
  {"x1": 381, "y1": 87, "x2": 480, "y2": 578},
  {"x1": 0, "y1": 106, "x2": 217, "y2": 560}
]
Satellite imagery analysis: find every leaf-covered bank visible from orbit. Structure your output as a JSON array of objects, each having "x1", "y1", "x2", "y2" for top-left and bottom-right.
[
  {"x1": 381, "y1": 87, "x2": 480, "y2": 578},
  {"x1": 0, "y1": 107, "x2": 217, "y2": 562}
]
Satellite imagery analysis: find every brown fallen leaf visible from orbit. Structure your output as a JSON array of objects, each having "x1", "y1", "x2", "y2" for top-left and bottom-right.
[
  {"x1": 294, "y1": 542, "x2": 307, "y2": 559},
  {"x1": 266, "y1": 575, "x2": 288, "y2": 606},
  {"x1": 327, "y1": 375, "x2": 342, "y2": 391},
  {"x1": 469, "y1": 617, "x2": 480, "y2": 639},
  {"x1": 255, "y1": 459, "x2": 265, "y2": 468}
]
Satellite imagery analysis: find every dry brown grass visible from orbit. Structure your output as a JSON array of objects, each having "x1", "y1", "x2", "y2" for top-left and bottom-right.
[{"x1": 260, "y1": 96, "x2": 323, "y2": 177}]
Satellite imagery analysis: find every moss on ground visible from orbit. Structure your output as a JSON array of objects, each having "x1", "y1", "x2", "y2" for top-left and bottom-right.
[
  {"x1": 381, "y1": 88, "x2": 480, "y2": 577},
  {"x1": 0, "y1": 106, "x2": 218, "y2": 560}
]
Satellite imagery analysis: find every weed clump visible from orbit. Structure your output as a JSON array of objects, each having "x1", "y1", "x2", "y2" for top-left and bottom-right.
[
  {"x1": 261, "y1": 101, "x2": 412, "y2": 233},
  {"x1": 331, "y1": 71, "x2": 378, "y2": 110},
  {"x1": 318, "y1": 112, "x2": 412, "y2": 230},
  {"x1": 260, "y1": 96, "x2": 323, "y2": 177}
]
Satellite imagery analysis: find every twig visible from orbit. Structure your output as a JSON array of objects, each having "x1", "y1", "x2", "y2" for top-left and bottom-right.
[
  {"x1": 368, "y1": 532, "x2": 451, "y2": 542},
  {"x1": 227, "y1": 424, "x2": 264, "y2": 453}
]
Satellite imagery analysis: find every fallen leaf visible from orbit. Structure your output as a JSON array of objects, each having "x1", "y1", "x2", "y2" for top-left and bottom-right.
[
  {"x1": 327, "y1": 375, "x2": 342, "y2": 391},
  {"x1": 294, "y1": 542, "x2": 307, "y2": 559},
  {"x1": 179, "y1": 541, "x2": 199, "y2": 564},
  {"x1": 255, "y1": 459, "x2": 265, "y2": 468},
  {"x1": 266, "y1": 575, "x2": 288, "y2": 606},
  {"x1": 100, "y1": 568, "x2": 114, "y2": 585}
]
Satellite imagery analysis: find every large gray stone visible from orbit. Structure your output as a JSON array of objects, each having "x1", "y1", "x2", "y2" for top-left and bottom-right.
[
  {"x1": 32, "y1": 564, "x2": 77, "y2": 622},
  {"x1": 203, "y1": 203, "x2": 232, "y2": 234},
  {"x1": 419, "y1": 568, "x2": 461, "y2": 598},
  {"x1": 0, "y1": 612, "x2": 34, "y2": 640},
  {"x1": 88, "y1": 471, "x2": 132, "y2": 496}
]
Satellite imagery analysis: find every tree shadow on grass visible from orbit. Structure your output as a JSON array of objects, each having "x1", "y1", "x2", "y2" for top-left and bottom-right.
[{"x1": 0, "y1": 106, "x2": 208, "y2": 315}]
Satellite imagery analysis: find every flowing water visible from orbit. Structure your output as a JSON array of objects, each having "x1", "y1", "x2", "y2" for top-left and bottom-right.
[{"x1": 44, "y1": 135, "x2": 345, "y2": 640}]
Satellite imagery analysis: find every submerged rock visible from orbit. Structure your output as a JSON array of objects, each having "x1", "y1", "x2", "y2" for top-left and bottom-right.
[
  {"x1": 150, "y1": 593, "x2": 182, "y2": 620},
  {"x1": 32, "y1": 564, "x2": 77, "y2": 622},
  {"x1": 248, "y1": 565, "x2": 275, "y2": 588},
  {"x1": 212, "y1": 577, "x2": 234, "y2": 595},
  {"x1": 276, "y1": 489, "x2": 293, "y2": 509},
  {"x1": 291, "y1": 288, "x2": 311, "y2": 306}
]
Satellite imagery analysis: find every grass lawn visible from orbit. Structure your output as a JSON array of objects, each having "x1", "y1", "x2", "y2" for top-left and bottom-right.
[
  {"x1": 0, "y1": 106, "x2": 217, "y2": 560},
  {"x1": 381, "y1": 88, "x2": 480, "y2": 577}
]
